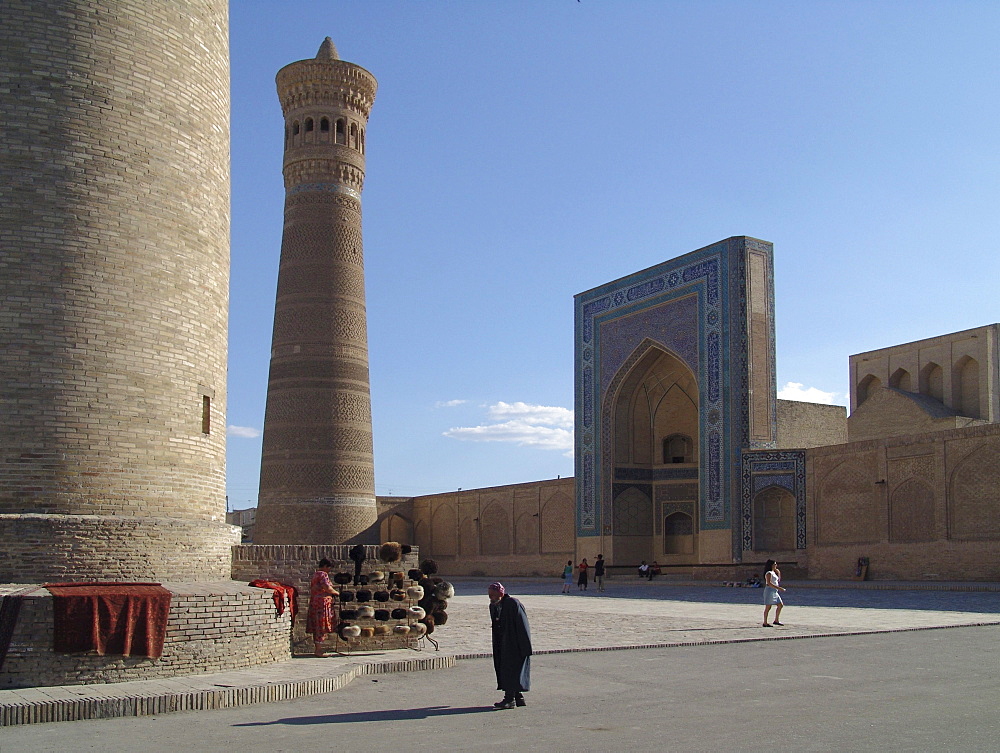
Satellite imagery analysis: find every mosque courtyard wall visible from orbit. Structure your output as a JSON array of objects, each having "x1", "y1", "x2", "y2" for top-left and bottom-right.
[
  {"x1": 385, "y1": 419, "x2": 1000, "y2": 582},
  {"x1": 805, "y1": 422, "x2": 1000, "y2": 581}
]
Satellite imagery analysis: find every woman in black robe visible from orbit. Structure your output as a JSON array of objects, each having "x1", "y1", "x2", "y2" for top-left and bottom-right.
[{"x1": 488, "y1": 582, "x2": 532, "y2": 709}]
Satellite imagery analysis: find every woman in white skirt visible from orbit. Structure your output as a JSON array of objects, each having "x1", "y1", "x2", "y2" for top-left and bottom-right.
[
  {"x1": 561, "y1": 560, "x2": 574, "y2": 593},
  {"x1": 762, "y1": 559, "x2": 786, "y2": 627}
]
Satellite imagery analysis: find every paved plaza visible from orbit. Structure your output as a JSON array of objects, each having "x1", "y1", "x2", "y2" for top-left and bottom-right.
[
  {"x1": 6, "y1": 624, "x2": 999, "y2": 752},
  {"x1": 3, "y1": 577, "x2": 1000, "y2": 744}
]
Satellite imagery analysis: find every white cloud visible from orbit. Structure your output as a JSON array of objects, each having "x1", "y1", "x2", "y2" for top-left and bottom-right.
[
  {"x1": 444, "y1": 401, "x2": 575, "y2": 452},
  {"x1": 486, "y1": 401, "x2": 574, "y2": 428},
  {"x1": 434, "y1": 399, "x2": 468, "y2": 408},
  {"x1": 777, "y1": 382, "x2": 843, "y2": 405},
  {"x1": 227, "y1": 425, "x2": 261, "y2": 438}
]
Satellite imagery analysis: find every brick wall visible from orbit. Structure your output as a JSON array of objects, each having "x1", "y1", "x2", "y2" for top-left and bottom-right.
[
  {"x1": 806, "y1": 423, "x2": 1000, "y2": 580},
  {"x1": 1, "y1": 582, "x2": 290, "y2": 690},
  {"x1": 776, "y1": 400, "x2": 847, "y2": 448},
  {"x1": 407, "y1": 478, "x2": 576, "y2": 577},
  {"x1": 0, "y1": 514, "x2": 241, "y2": 583},
  {"x1": 0, "y1": 0, "x2": 232, "y2": 581}
]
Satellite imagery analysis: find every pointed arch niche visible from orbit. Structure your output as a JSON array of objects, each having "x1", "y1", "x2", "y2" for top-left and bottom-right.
[
  {"x1": 613, "y1": 346, "x2": 698, "y2": 467},
  {"x1": 610, "y1": 344, "x2": 699, "y2": 562},
  {"x1": 952, "y1": 356, "x2": 980, "y2": 418}
]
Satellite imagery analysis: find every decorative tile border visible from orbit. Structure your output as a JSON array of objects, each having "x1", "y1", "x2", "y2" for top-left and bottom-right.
[{"x1": 740, "y1": 449, "x2": 808, "y2": 556}]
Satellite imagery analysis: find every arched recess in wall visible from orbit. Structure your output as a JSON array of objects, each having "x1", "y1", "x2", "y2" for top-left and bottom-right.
[
  {"x1": 920, "y1": 362, "x2": 944, "y2": 403},
  {"x1": 948, "y1": 439, "x2": 1000, "y2": 538},
  {"x1": 889, "y1": 368, "x2": 912, "y2": 392},
  {"x1": 816, "y1": 455, "x2": 880, "y2": 544},
  {"x1": 540, "y1": 492, "x2": 574, "y2": 553},
  {"x1": 952, "y1": 356, "x2": 980, "y2": 418},
  {"x1": 613, "y1": 347, "x2": 698, "y2": 466},
  {"x1": 752, "y1": 485, "x2": 796, "y2": 551},
  {"x1": 481, "y1": 503, "x2": 511, "y2": 556},
  {"x1": 459, "y1": 516, "x2": 478, "y2": 556},
  {"x1": 889, "y1": 478, "x2": 935, "y2": 542},
  {"x1": 663, "y1": 511, "x2": 694, "y2": 554},
  {"x1": 413, "y1": 520, "x2": 428, "y2": 553},
  {"x1": 380, "y1": 513, "x2": 413, "y2": 545},
  {"x1": 430, "y1": 504, "x2": 457, "y2": 556},
  {"x1": 514, "y1": 513, "x2": 538, "y2": 555},
  {"x1": 857, "y1": 374, "x2": 881, "y2": 406},
  {"x1": 663, "y1": 433, "x2": 694, "y2": 464}
]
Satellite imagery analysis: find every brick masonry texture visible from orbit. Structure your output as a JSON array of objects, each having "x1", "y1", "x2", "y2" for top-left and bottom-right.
[
  {"x1": 0, "y1": 514, "x2": 240, "y2": 583},
  {"x1": 805, "y1": 423, "x2": 1000, "y2": 580},
  {"x1": 255, "y1": 41, "x2": 380, "y2": 545},
  {"x1": 0, "y1": 1, "x2": 233, "y2": 580},
  {"x1": 0, "y1": 582, "x2": 291, "y2": 690},
  {"x1": 776, "y1": 399, "x2": 847, "y2": 449},
  {"x1": 398, "y1": 478, "x2": 576, "y2": 577}
]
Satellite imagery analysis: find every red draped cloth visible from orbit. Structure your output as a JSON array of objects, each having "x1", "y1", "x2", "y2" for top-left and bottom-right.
[
  {"x1": 249, "y1": 579, "x2": 298, "y2": 622},
  {"x1": 45, "y1": 583, "x2": 172, "y2": 658}
]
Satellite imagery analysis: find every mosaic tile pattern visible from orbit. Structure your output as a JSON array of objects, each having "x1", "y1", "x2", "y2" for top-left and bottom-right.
[
  {"x1": 575, "y1": 238, "x2": 776, "y2": 542},
  {"x1": 739, "y1": 449, "x2": 807, "y2": 556}
]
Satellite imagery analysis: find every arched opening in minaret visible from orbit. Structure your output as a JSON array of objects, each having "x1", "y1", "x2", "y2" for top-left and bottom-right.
[
  {"x1": 610, "y1": 345, "x2": 699, "y2": 565},
  {"x1": 336, "y1": 119, "x2": 346, "y2": 144},
  {"x1": 350, "y1": 122, "x2": 358, "y2": 149},
  {"x1": 305, "y1": 118, "x2": 314, "y2": 132},
  {"x1": 320, "y1": 117, "x2": 330, "y2": 132}
]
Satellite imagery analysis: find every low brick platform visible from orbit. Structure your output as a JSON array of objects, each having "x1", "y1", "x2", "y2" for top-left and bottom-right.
[
  {"x1": 1, "y1": 582, "x2": 292, "y2": 690},
  {"x1": 0, "y1": 652, "x2": 455, "y2": 726}
]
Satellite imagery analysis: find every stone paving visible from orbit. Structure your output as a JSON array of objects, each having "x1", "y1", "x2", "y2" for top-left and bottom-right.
[{"x1": 3, "y1": 576, "x2": 999, "y2": 726}]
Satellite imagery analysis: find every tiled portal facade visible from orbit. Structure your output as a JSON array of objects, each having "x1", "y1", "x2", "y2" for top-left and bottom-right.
[{"x1": 574, "y1": 237, "x2": 776, "y2": 564}]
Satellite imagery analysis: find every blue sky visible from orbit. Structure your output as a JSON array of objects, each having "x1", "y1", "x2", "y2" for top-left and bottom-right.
[{"x1": 225, "y1": 1, "x2": 1000, "y2": 509}]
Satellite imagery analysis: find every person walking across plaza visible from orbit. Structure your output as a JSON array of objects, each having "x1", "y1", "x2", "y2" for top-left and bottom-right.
[
  {"x1": 762, "y1": 559, "x2": 786, "y2": 627},
  {"x1": 488, "y1": 582, "x2": 532, "y2": 709},
  {"x1": 593, "y1": 554, "x2": 606, "y2": 592},
  {"x1": 577, "y1": 558, "x2": 589, "y2": 591},
  {"x1": 561, "y1": 560, "x2": 573, "y2": 593}
]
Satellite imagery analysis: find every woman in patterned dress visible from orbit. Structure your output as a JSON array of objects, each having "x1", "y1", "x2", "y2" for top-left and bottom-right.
[{"x1": 307, "y1": 558, "x2": 338, "y2": 656}]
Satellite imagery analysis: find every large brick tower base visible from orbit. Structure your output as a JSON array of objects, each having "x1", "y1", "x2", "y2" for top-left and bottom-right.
[
  {"x1": 0, "y1": 0, "x2": 236, "y2": 582},
  {"x1": 254, "y1": 39, "x2": 380, "y2": 544},
  {"x1": 0, "y1": 1, "x2": 301, "y2": 693}
]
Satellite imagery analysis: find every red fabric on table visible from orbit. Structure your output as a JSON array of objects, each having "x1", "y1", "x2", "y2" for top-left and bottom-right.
[
  {"x1": 248, "y1": 580, "x2": 298, "y2": 622},
  {"x1": 44, "y1": 583, "x2": 172, "y2": 658}
]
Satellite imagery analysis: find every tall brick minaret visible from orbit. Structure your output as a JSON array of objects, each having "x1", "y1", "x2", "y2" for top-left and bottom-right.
[{"x1": 254, "y1": 38, "x2": 379, "y2": 544}]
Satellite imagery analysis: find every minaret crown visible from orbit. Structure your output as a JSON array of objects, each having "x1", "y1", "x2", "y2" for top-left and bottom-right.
[{"x1": 316, "y1": 37, "x2": 339, "y2": 60}]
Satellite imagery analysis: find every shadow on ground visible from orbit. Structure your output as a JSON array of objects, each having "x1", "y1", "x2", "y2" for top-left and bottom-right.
[{"x1": 233, "y1": 705, "x2": 493, "y2": 726}]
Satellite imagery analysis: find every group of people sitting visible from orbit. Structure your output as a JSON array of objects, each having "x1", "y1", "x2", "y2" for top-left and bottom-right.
[
  {"x1": 722, "y1": 575, "x2": 762, "y2": 588},
  {"x1": 637, "y1": 560, "x2": 661, "y2": 580}
]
